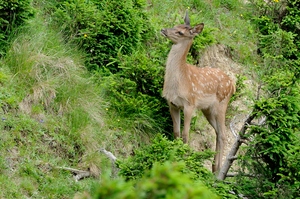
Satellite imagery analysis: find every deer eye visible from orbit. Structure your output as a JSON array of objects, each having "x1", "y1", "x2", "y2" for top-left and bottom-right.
[{"x1": 177, "y1": 31, "x2": 184, "y2": 35}]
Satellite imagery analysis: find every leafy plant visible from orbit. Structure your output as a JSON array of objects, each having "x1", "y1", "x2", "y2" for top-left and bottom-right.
[
  {"x1": 117, "y1": 134, "x2": 214, "y2": 181},
  {"x1": 116, "y1": 134, "x2": 241, "y2": 198},
  {"x1": 52, "y1": 0, "x2": 153, "y2": 72},
  {"x1": 91, "y1": 162, "x2": 218, "y2": 199},
  {"x1": 0, "y1": 0, "x2": 34, "y2": 56},
  {"x1": 235, "y1": 0, "x2": 300, "y2": 197}
]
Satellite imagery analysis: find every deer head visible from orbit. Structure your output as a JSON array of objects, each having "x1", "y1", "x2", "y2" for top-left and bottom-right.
[{"x1": 161, "y1": 12, "x2": 204, "y2": 44}]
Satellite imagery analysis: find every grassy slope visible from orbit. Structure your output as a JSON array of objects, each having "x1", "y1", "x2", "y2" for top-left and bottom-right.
[{"x1": 0, "y1": 0, "x2": 258, "y2": 198}]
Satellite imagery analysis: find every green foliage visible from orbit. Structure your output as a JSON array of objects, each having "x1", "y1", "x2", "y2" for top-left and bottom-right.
[
  {"x1": 91, "y1": 162, "x2": 218, "y2": 199},
  {"x1": 52, "y1": 0, "x2": 153, "y2": 71},
  {"x1": 117, "y1": 134, "x2": 214, "y2": 181},
  {"x1": 91, "y1": 176, "x2": 136, "y2": 199},
  {"x1": 236, "y1": 0, "x2": 300, "y2": 197},
  {"x1": 230, "y1": 74, "x2": 247, "y2": 103},
  {"x1": 116, "y1": 135, "x2": 240, "y2": 198},
  {"x1": 51, "y1": 0, "x2": 172, "y2": 135},
  {"x1": 0, "y1": 0, "x2": 34, "y2": 56},
  {"x1": 242, "y1": 81, "x2": 300, "y2": 196},
  {"x1": 213, "y1": 0, "x2": 242, "y2": 10},
  {"x1": 281, "y1": 0, "x2": 300, "y2": 36},
  {"x1": 97, "y1": 46, "x2": 172, "y2": 134},
  {"x1": 190, "y1": 27, "x2": 217, "y2": 63}
]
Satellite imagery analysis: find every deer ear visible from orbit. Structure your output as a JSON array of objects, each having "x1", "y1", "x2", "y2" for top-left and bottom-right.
[
  {"x1": 184, "y1": 11, "x2": 190, "y2": 26},
  {"x1": 190, "y1": 23, "x2": 204, "y2": 35}
]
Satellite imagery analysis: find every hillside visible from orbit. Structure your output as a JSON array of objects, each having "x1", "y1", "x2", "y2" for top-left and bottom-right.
[{"x1": 1, "y1": 0, "x2": 299, "y2": 198}]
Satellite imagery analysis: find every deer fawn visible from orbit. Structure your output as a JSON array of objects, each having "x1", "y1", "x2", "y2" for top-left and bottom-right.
[{"x1": 161, "y1": 11, "x2": 235, "y2": 172}]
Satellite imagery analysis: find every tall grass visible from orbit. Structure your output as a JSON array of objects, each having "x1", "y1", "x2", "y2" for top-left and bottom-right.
[{"x1": 0, "y1": 7, "x2": 142, "y2": 198}]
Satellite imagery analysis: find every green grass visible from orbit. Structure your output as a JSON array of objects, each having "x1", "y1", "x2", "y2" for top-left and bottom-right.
[
  {"x1": 0, "y1": 6, "x2": 134, "y2": 198},
  {"x1": 0, "y1": 0, "x2": 260, "y2": 198}
]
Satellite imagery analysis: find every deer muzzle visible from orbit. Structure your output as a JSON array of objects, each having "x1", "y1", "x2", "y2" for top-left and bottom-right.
[{"x1": 161, "y1": 29, "x2": 167, "y2": 37}]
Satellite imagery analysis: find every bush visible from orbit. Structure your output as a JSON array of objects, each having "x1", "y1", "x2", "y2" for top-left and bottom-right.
[
  {"x1": 0, "y1": 0, "x2": 34, "y2": 56},
  {"x1": 116, "y1": 134, "x2": 241, "y2": 198},
  {"x1": 97, "y1": 45, "x2": 172, "y2": 134},
  {"x1": 238, "y1": 81, "x2": 300, "y2": 198},
  {"x1": 236, "y1": 0, "x2": 300, "y2": 198},
  {"x1": 91, "y1": 162, "x2": 218, "y2": 199},
  {"x1": 52, "y1": 0, "x2": 153, "y2": 71},
  {"x1": 117, "y1": 134, "x2": 214, "y2": 181}
]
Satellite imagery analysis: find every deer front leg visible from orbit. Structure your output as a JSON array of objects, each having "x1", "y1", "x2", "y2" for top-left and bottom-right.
[
  {"x1": 182, "y1": 105, "x2": 194, "y2": 143},
  {"x1": 170, "y1": 105, "x2": 181, "y2": 139}
]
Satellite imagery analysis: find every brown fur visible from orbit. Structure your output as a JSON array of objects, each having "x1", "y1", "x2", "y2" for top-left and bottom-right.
[{"x1": 161, "y1": 12, "x2": 235, "y2": 172}]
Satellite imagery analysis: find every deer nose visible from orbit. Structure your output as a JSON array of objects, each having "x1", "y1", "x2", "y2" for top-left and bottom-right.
[{"x1": 161, "y1": 29, "x2": 167, "y2": 36}]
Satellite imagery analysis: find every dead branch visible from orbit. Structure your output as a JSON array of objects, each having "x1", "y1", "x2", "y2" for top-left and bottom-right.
[
  {"x1": 55, "y1": 166, "x2": 91, "y2": 182},
  {"x1": 99, "y1": 148, "x2": 119, "y2": 178},
  {"x1": 99, "y1": 148, "x2": 117, "y2": 162},
  {"x1": 74, "y1": 171, "x2": 91, "y2": 181},
  {"x1": 229, "y1": 156, "x2": 238, "y2": 161},
  {"x1": 226, "y1": 173, "x2": 238, "y2": 177},
  {"x1": 217, "y1": 112, "x2": 257, "y2": 180},
  {"x1": 240, "y1": 139, "x2": 248, "y2": 144},
  {"x1": 226, "y1": 173, "x2": 256, "y2": 178}
]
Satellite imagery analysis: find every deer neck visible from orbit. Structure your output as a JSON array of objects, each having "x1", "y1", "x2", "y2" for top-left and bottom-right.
[
  {"x1": 166, "y1": 40, "x2": 192, "y2": 71},
  {"x1": 163, "y1": 40, "x2": 193, "y2": 100}
]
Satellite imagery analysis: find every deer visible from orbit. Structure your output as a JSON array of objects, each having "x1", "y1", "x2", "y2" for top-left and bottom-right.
[{"x1": 161, "y1": 11, "x2": 235, "y2": 172}]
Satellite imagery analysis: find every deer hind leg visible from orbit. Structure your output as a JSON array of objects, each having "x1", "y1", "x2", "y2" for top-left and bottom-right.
[
  {"x1": 169, "y1": 104, "x2": 181, "y2": 139},
  {"x1": 202, "y1": 104, "x2": 227, "y2": 173}
]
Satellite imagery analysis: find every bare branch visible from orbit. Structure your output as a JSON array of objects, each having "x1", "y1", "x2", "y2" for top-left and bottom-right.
[
  {"x1": 256, "y1": 83, "x2": 262, "y2": 100},
  {"x1": 74, "y1": 171, "x2": 91, "y2": 181},
  {"x1": 229, "y1": 156, "x2": 238, "y2": 161},
  {"x1": 55, "y1": 166, "x2": 85, "y2": 173},
  {"x1": 99, "y1": 148, "x2": 117, "y2": 162},
  {"x1": 55, "y1": 166, "x2": 91, "y2": 182},
  {"x1": 258, "y1": 116, "x2": 266, "y2": 125},
  {"x1": 226, "y1": 172, "x2": 256, "y2": 178},
  {"x1": 99, "y1": 148, "x2": 119, "y2": 178},
  {"x1": 217, "y1": 111, "x2": 257, "y2": 180},
  {"x1": 240, "y1": 139, "x2": 248, "y2": 145},
  {"x1": 226, "y1": 173, "x2": 238, "y2": 177}
]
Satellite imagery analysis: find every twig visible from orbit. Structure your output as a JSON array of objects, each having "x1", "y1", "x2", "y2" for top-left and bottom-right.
[
  {"x1": 226, "y1": 173, "x2": 238, "y2": 177},
  {"x1": 256, "y1": 83, "x2": 262, "y2": 100}
]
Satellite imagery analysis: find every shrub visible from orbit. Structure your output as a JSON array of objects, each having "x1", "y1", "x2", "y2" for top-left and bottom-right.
[
  {"x1": 52, "y1": 0, "x2": 153, "y2": 71},
  {"x1": 0, "y1": 0, "x2": 34, "y2": 56},
  {"x1": 91, "y1": 162, "x2": 218, "y2": 199},
  {"x1": 236, "y1": 0, "x2": 300, "y2": 197},
  {"x1": 238, "y1": 80, "x2": 300, "y2": 198},
  {"x1": 116, "y1": 134, "x2": 241, "y2": 198},
  {"x1": 117, "y1": 134, "x2": 214, "y2": 181},
  {"x1": 97, "y1": 45, "x2": 172, "y2": 134}
]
